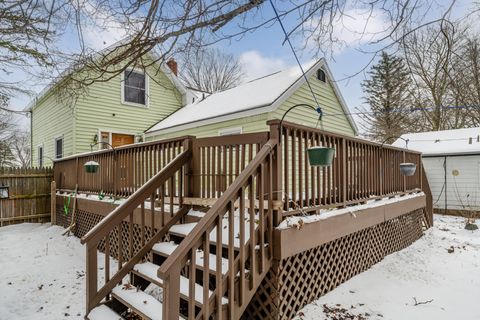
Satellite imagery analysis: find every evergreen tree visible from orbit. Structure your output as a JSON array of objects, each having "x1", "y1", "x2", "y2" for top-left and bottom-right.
[{"x1": 360, "y1": 52, "x2": 412, "y2": 143}]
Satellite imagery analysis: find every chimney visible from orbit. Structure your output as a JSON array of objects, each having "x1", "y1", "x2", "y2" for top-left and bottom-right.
[{"x1": 166, "y1": 58, "x2": 178, "y2": 76}]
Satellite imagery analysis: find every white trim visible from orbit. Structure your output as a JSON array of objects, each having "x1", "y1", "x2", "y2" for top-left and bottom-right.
[
  {"x1": 218, "y1": 126, "x2": 243, "y2": 136},
  {"x1": 121, "y1": 68, "x2": 149, "y2": 107},
  {"x1": 97, "y1": 128, "x2": 137, "y2": 150},
  {"x1": 145, "y1": 107, "x2": 269, "y2": 137},
  {"x1": 145, "y1": 59, "x2": 358, "y2": 136}
]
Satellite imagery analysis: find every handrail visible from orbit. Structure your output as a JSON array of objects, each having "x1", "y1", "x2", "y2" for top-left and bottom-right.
[
  {"x1": 268, "y1": 119, "x2": 422, "y2": 154},
  {"x1": 55, "y1": 135, "x2": 194, "y2": 163},
  {"x1": 157, "y1": 138, "x2": 277, "y2": 278},
  {"x1": 81, "y1": 149, "x2": 191, "y2": 245}
]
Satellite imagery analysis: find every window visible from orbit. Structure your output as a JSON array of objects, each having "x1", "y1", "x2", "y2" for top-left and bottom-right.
[
  {"x1": 38, "y1": 146, "x2": 43, "y2": 168},
  {"x1": 123, "y1": 69, "x2": 147, "y2": 105},
  {"x1": 317, "y1": 69, "x2": 326, "y2": 82},
  {"x1": 55, "y1": 137, "x2": 63, "y2": 159},
  {"x1": 218, "y1": 127, "x2": 242, "y2": 136}
]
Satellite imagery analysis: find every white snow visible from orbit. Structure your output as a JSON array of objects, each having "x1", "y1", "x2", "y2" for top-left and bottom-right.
[
  {"x1": 393, "y1": 127, "x2": 480, "y2": 156},
  {"x1": 87, "y1": 305, "x2": 123, "y2": 320},
  {"x1": 0, "y1": 223, "x2": 115, "y2": 319},
  {"x1": 111, "y1": 285, "x2": 167, "y2": 320},
  {"x1": 278, "y1": 192, "x2": 425, "y2": 230},
  {"x1": 146, "y1": 61, "x2": 317, "y2": 133},
  {"x1": 292, "y1": 215, "x2": 480, "y2": 320}
]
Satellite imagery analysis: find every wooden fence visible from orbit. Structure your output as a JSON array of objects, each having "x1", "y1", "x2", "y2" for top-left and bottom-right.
[{"x1": 0, "y1": 167, "x2": 53, "y2": 226}]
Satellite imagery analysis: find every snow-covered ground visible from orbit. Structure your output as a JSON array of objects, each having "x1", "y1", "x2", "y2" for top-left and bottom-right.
[
  {"x1": 293, "y1": 215, "x2": 480, "y2": 320},
  {"x1": 0, "y1": 215, "x2": 478, "y2": 320},
  {"x1": 0, "y1": 223, "x2": 113, "y2": 320}
]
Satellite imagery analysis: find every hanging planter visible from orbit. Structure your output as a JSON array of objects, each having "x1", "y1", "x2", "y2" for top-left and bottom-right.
[
  {"x1": 84, "y1": 160, "x2": 100, "y2": 173},
  {"x1": 307, "y1": 146, "x2": 335, "y2": 167},
  {"x1": 399, "y1": 162, "x2": 416, "y2": 176}
]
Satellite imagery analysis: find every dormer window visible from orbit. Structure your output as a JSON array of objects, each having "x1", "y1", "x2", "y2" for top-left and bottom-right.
[
  {"x1": 123, "y1": 69, "x2": 147, "y2": 105},
  {"x1": 317, "y1": 69, "x2": 326, "y2": 82}
]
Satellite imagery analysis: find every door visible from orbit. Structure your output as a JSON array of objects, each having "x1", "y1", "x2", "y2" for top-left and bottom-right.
[{"x1": 111, "y1": 133, "x2": 135, "y2": 148}]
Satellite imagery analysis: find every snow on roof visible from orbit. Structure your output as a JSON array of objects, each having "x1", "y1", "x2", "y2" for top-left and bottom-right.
[
  {"x1": 393, "y1": 127, "x2": 480, "y2": 156},
  {"x1": 146, "y1": 59, "x2": 354, "y2": 134}
]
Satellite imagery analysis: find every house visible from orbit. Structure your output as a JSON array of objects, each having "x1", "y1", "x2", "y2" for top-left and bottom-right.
[
  {"x1": 26, "y1": 57, "x2": 194, "y2": 167},
  {"x1": 145, "y1": 59, "x2": 358, "y2": 140},
  {"x1": 394, "y1": 127, "x2": 480, "y2": 216}
]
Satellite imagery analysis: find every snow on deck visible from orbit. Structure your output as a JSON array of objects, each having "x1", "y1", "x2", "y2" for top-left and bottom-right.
[
  {"x1": 292, "y1": 215, "x2": 480, "y2": 320},
  {"x1": 278, "y1": 192, "x2": 425, "y2": 230}
]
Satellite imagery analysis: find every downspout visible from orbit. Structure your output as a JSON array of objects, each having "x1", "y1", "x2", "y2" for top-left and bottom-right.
[{"x1": 30, "y1": 109, "x2": 33, "y2": 166}]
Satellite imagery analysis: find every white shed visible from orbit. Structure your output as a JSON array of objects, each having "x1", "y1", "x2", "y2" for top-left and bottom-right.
[{"x1": 393, "y1": 128, "x2": 480, "y2": 215}]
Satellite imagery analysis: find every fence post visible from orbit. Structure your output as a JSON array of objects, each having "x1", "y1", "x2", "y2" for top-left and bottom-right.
[
  {"x1": 269, "y1": 122, "x2": 283, "y2": 226},
  {"x1": 403, "y1": 150, "x2": 406, "y2": 192},
  {"x1": 51, "y1": 180, "x2": 56, "y2": 225}
]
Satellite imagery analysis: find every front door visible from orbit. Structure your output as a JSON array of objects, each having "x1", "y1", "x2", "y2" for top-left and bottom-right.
[{"x1": 111, "y1": 133, "x2": 135, "y2": 148}]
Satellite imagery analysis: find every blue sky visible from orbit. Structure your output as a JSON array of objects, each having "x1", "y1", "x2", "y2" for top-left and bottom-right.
[{"x1": 10, "y1": 0, "x2": 473, "y2": 131}]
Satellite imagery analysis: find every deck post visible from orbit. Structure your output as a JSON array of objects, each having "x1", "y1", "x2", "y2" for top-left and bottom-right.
[
  {"x1": 191, "y1": 137, "x2": 201, "y2": 198},
  {"x1": 183, "y1": 137, "x2": 194, "y2": 197},
  {"x1": 50, "y1": 180, "x2": 56, "y2": 225},
  {"x1": 269, "y1": 121, "x2": 283, "y2": 226}
]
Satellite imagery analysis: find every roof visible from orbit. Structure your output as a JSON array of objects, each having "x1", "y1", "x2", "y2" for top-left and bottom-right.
[
  {"x1": 145, "y1": 59, "x2": 358, "y2": 135},
  {"x1": 393, "y1": 127, "x2": 480, "y2": 156},
  {"x1": 24, "y1": 45, "x2": 192, "y2": 111}
]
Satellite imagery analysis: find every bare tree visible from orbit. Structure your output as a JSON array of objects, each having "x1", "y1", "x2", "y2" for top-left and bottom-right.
[
  {"x1": 401, "y1": 22, "x2": 467, "y2": 131},
  {"x1": 180, "y1": 48, "x2": 244, "y2": 93},
  {"x1": 9, "y1": 130, "x2": 31, "y2": 168}
]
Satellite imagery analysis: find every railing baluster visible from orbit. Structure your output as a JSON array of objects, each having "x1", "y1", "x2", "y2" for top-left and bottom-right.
[
  {"x1": 228, "y1": 200, "x2": 235, "y2": 317},
  {"x1": 203, "y1": 233, "x2": 210, "y2": 318},
  {"x1": 188, "y1": 247, "x2": 196, "y2": 319}
]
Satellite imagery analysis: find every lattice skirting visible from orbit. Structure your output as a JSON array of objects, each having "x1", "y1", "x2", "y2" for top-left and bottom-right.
[
  {"x1": 55, "y1": 204, "x2": 156, "y2": 260},
  {"x1": 243, "y1": 208, "x2": 425, "y2": 320}
]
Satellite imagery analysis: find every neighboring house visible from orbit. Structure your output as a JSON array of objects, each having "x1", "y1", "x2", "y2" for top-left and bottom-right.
[
  {"x1": 145, "y1": 59, "x2": 358, "y2": 140},
  {"x1": 394, "y1": 128, "x2": 480, "y2": 215},
  {"x1": 27, "y1": 58, "x2": 193, "y2": 167}
]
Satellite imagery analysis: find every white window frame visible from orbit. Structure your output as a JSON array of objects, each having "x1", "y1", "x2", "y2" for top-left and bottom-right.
[
  {"x1": 37, "y1": 144, "x2": 44, "y2": 168},
  {"x1": 97, "y1": 129, "x2": 138, "y2": 150},
  {"x1": 54, "y1": 135, "x2": 64, "y2": 159},
  {"x1": 121, "y1": 68, "x2": 149, "y2": 107},
  {"x1": 218, "y1": 127, "x2": 243, "y2": 136}
]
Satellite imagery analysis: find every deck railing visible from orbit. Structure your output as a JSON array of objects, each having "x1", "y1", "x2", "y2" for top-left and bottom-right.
[
  {"x1": 54, "y1": 136, "x2": 191, "y2": 197},
  {"x1": 80, "y1": 149, "x2": 192, "y2": 313},
  {"x1": 157, "y1": 138, "x2": 279, "y2": 319},
  {"x1": 267, "y1": 120, "x2": 423, "y2": 216}
]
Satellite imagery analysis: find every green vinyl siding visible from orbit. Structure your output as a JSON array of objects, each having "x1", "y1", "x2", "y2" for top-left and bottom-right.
[
  {"x1": 74, "y1": 66, "x2": 182, "y2": 153},
  {"x1": 31, "y1": 62, "x2": 183, "y2": 166},
  {"x1": 31, "y1": 91, "x2": 75, "y2": 167},
  {"x1": 146, "y1": 113, "x2": 269, "y2": 141},
  {"x1": 270, "y1": 72, "x2": 355, "y2": 136},
  {"x1": 147, "y1": 68, "x2": 355, "y2": 141}
]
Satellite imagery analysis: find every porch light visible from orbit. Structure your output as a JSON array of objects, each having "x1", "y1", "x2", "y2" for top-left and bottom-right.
[
  {"x1": 0, "y1": 185, "x2": 9, "y2": 199},
  {"x1": 279, "y1": 103, "x2": 335, "y2": 167}
]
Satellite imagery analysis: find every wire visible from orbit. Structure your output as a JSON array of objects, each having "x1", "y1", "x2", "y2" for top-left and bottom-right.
[{"x1": 268, "y1": 0, "x2": 323, "y2": 122}]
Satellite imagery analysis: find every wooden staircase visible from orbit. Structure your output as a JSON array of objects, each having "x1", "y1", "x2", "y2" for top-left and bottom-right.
[{"x1": 82, "y1": 138, "x2": 280, "y2": 320}]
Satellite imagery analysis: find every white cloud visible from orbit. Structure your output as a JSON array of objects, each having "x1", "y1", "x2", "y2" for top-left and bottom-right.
[
  {"x1": 78, "y1": 2, "x2": 127, "y2": 50},
  {"x1": 310, "y1": 8, "x2": 390, "y2": 53},
  {"x1": 239, "y1": 51, "x2": 289, "y2": 81}
]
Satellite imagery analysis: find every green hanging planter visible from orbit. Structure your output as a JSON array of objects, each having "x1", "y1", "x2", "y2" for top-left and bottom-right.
[
  {"x1": 307, "y1": 146, "x2": 335, "y2": 167},
  {"x1": 84, "y1": 160, "x2": 100, "y2": 173}
]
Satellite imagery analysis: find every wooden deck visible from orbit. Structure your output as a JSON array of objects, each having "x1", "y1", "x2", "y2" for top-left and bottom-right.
[{"x1": 52, "y1": 120, "x2": 433, "y2": 320}]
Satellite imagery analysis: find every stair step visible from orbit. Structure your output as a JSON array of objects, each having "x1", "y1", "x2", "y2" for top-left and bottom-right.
[
  {"x1": 169, "y1": 216, "x2": 258, "y2": 249},
  {"x1": 112, "y1": 285, "x2": 180, "y2": 320},
  {"x1": 87, "y1": 305, "x2": 124, "y2": 320},
  {"x1": 152, "y1": 242, "x2": 229, "y2": 274},
  {"x1": 133, "y1": 262, "x2": 228, "y2": 305}
]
